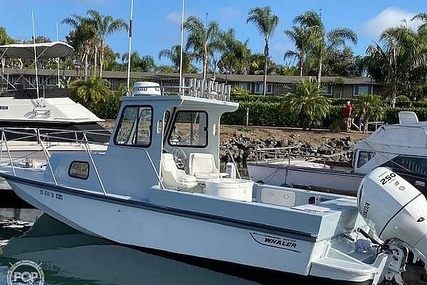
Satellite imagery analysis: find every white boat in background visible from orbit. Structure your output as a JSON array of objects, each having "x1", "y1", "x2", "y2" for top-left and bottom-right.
[
  {"x1": 0, "y1": 42, "x2": 110, "y2": 210},
  {"x1": 0, "y1": 41, "x2": 108, "y2": 133},
  {"x1": 248, "y1": 111, "x2": 427, "y2": 196},
  {"x1": 1, "y1": 81, "x2": 427, "y2": 284}
]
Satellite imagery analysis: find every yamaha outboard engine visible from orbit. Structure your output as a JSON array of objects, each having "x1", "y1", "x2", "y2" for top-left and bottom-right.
[{"x1": 358, "y1": 167, "x2": 427, "y2": 265}]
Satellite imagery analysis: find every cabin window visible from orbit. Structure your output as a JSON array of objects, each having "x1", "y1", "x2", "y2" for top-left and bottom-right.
[
  {"x1": 69, "y1": 161, "x2": 89, "y2": 179},
  {"x1": 168, "y1": 111, "x2": 208, "y2": 147},
  {"x1": 114, "y1": 106, "x2": 152, "y2": 147},
  {"x1": 356, "y1": 151, "x2": 375, "y2": 168},
  {"x1": 383, "y1": 156, "x2": 427, "y2": 176}
]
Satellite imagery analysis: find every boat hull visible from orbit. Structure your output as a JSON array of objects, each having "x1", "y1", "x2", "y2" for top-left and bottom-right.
[
  {"x1": 6, "y1": 176, "x2": 384, "y2": 284},
  {"x1": 2, "y1": 215, "x2": 376, "y2": 285}
]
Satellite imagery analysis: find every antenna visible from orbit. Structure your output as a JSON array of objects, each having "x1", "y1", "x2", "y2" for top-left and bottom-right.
[
  {"x1": 179, "y1": 0, "x2": 185, "y2": 94},
  {"x1": 32, "y1": 10, "x2": 40, "y2": 99},
  {"x1": 56, "y1": 22, "x2": 60, "y2": 87},
  {"x1": 126, "y1": 0, "x2": 134, "y2": 96}
]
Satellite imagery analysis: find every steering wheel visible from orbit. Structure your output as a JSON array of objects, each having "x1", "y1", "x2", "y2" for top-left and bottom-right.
[{"x1": 166, "y1": 146, "x2": 187, "y2": 170}]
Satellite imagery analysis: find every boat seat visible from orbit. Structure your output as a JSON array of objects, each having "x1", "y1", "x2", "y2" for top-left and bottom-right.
[
  {"x1": 161, "y1": 153, "x2": 197, "y2": 190},
  {"x1": 188, "y1": 153, "x2": 226, "y2": 182}
]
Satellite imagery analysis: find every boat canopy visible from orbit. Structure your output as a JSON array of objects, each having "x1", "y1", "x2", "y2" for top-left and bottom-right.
[
  {"x1": 364, "y1": 112, "x2": 427, "y2": 149},
  {"x1": 0, "y1": 41, "x2": 74, "y2": 59}
]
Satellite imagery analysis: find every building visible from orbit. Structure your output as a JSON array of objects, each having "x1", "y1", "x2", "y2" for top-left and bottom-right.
[{"x1": 0, "y1": 67, "x2": 381, "y2": 98}]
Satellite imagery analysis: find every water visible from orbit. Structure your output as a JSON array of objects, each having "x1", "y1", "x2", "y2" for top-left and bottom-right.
[{"x1": 0, "y1": 213, "x2": 260, "y2": 285}]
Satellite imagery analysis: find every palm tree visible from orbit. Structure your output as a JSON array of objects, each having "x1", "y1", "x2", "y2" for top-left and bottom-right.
[
  {"x1": 413, "y1": 13, "x2": 427, "y2": 32},
  {"x1": 365, "y1": 26, "x2": 421, "y2": 106},
  {"x1": 247, "y1": 6, "x2": 279, "y2": 95},
  {"x1": 284, "y1": 25, "x2": 311, "y2": 77},
  {"x1": 216, "y1": 29, "x2": 251, "y2": 76},
  {"x1": 0, "y1": 27, "x2": 14, "y2": 45},
  {"x1": 292, "y1": 11, "x2": 357, "y2": 87},
  {"x1": 281, "y1": 79, "x2": 330, "y2": 130},
  {"x1": 62, "y1": 14, "x2": 97, "y2": 80},
  {"x1": 121, "y1": 52, "x2": 156, "y2": 72},
  {"x1": 86, "y1": 10, "x2": 128, "y2": 78},
  {"x1": 353, "y1": 94, "x2": 384, "y2": 133},
  {"x1": 70, "y1": 76, "x2": 113, "y2": 110},
  {"x1": 158, "y1": 45, "x2": 192, "y2": 73},
  {"x1": 184, "y1": 16, "x2": 221, "y2": 80}
]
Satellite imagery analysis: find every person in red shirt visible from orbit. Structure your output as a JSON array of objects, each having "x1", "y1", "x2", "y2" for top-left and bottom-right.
[{"x1": 343, "y1": 101, "x2": 352, "y2": 131}]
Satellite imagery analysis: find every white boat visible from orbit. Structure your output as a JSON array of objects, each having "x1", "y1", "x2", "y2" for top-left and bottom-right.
[
  {"x1": 1, "y1": 81, "x2": 427, "y2": 284},
  {"x1": 0, "y1": 42, "x2": 110, "y2": 205},
  {"x1": 0, "y1": 41, "x2": 108, "y2": 134},
  {"x1": 247, "y1": 111, "x2": 427, "y2": 195}
]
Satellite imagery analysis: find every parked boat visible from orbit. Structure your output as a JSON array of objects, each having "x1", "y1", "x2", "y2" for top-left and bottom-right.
[
  {"x1": 0, "y1": 42, "x2": 110, "y2": 209},
  {"x1": 0, "y1": 41, "x2": 109, "y2": 139},
  {"x1": 0, "y1": 81, "x2": 427, "y2": 284},
  {"x1": 247, "y1": 111, "x2": 427, "y2": 196}
]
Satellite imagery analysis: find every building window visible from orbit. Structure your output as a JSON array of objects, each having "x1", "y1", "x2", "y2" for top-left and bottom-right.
[
  {"x1": 354, "y1": 85, "x2": 371, "y2": 95},
  {"x1": 325, "y1": 85, "x2": 333, "y2": 95},
  {"x1": 254, "y1": 83, "x2": 273, "y2": 94},
  {"x1": 237, "y1": 82, "x2": 251, "y2": 92}
]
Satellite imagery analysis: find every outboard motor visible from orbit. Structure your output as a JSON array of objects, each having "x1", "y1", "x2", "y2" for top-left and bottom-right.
[{"x1": 358, "y1": 167, "x2": 427, "y2": 264}]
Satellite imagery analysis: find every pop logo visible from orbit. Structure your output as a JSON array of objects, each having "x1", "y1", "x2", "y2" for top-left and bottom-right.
[{"x1": 7, "y1": 260, "x2": 44, "y2": 285}]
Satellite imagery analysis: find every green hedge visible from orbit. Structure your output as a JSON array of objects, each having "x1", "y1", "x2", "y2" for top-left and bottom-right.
[
  {"x1": 221, "y1": 102, "x2": 299, "y2": 126},
  {"x1": 222, "y1": 103, "x2": 427, "y2": 127},
  {"x1": 91, "y1": 92, "x2": 427, "y2": 127}
]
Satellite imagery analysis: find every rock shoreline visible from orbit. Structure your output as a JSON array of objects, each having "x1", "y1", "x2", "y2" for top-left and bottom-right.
[{"x1": 220, "y1": 133, "x2": 357, "y2": 166}]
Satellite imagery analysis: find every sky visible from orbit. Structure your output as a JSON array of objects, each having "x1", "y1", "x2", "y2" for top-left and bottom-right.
[{"x1": 0, "y1": 0, "x2": 426, "y2": 68}]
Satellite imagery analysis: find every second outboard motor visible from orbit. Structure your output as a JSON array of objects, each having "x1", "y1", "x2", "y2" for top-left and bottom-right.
[{"x1": 357, "y1": 167, "x2": 427, "y2": 262}]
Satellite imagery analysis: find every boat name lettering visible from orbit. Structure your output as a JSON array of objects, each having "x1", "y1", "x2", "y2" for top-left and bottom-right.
[
  {"x1": 39, "y1": 190, "x2": 63, "y2": 200},
  {"x1": 250, "y1": 232, "x2": 300, "y2": 253},
  {"x1": 264, "y1": 237, "x2": 296, "y2": 248},
  {"x1": 362, "y1": 202, "x2": 370, "y2": 218}
]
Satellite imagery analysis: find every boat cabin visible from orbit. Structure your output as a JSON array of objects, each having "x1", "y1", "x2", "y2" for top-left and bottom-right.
[
  {"x1": 46, "y1": 81, "x2": 237, "y2": 199},
  {"x1": 353, "y1": 111, "x2": 427, "y2": 191}
]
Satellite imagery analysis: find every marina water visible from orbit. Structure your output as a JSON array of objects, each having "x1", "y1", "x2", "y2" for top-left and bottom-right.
[{"x1": 0, "y1": 213, "x2": 260, "y2": 285}]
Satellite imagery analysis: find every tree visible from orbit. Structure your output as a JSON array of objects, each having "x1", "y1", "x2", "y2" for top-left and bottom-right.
[
  {"x1": 284, "y1": 25, "x2": 311, "y2": 76},
  {"x1": 158, "y1": 45, "x2": 192, "y2": 73},
  {"x1": 353, "y1": 94, "x2": 384, "y2": 133},
  {"x1": 322, "y1": 47, "x2": 360, "y2": 77},
  {"x1": 184, "y1": 16, "x2": 221, "y2": 80},
  {"x1": 291, "y1": 11, "x2": 357, "y2": 86},
  {"x1": 85, "y1": 10, "x2": 128, "y2": 78},
  {"x1": 281, "y1": 79, "x2": 330, "y2": 130},
  {"x1": 247, "y1": 53, "x2": 276, "y2": 75},
  {"x1": 121, "y1": 52, "x2": 156, "y2": 72},
  {"x1": 413, "y1": 13, "x2": 427, "y2": 32},
  {"x1": 0, "y1": 27, "x2": 14, "y2": 45},
  {"x1": 247, "y1": 6, "x2": 279, "y2": 95},
  {"x1": 63, "y1": 10, "x2": 128, "y2": 79},
  {"x1": 216, "y1": 29, "x2": 251, "y2": 75},
  {"x1": 70, "y1": 76, "x2": 113, "y2": 110},
  {"x1": 365, "y1": 26, "x2": 423, "y2": 106},
  {"x1": 62, "y1": 14, "x2": 97, "y2": 80}
]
